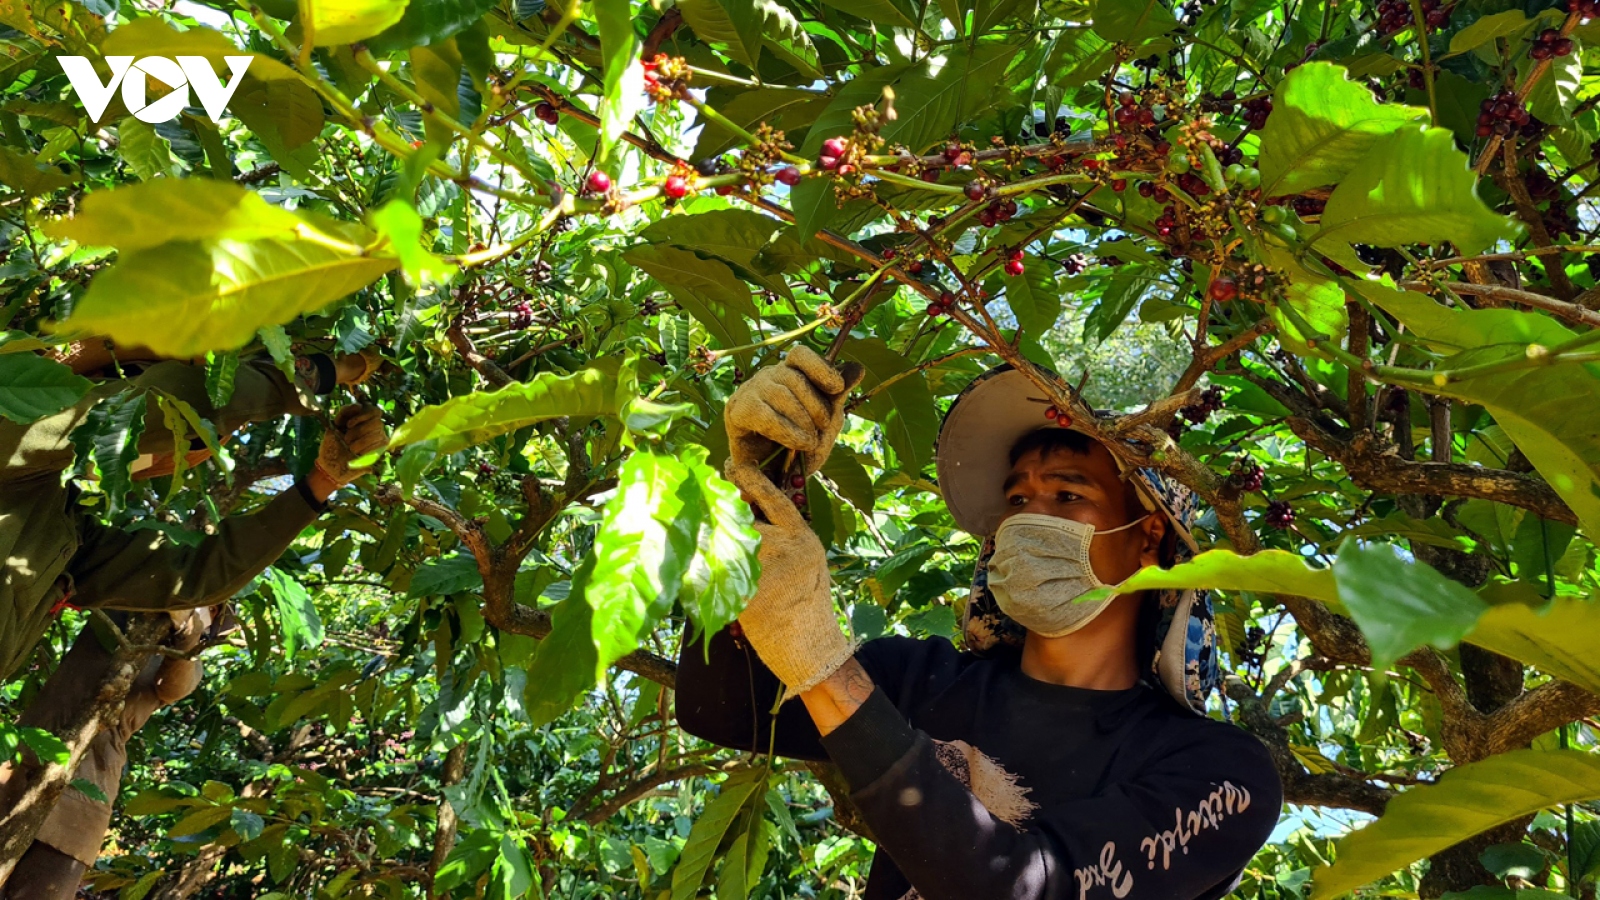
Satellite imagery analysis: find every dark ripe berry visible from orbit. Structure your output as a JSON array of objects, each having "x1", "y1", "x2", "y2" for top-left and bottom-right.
[
  {"x1": 1111, "y1": 178, "x2": 1128, "y2": 192},
  {"x1": 821, "y1": 137, "x2": 848, "y2": 158},
  {"x1": 1208, "y1": 277, "x2": 1238, "y2": 302},
  {"x1": 586, "y1": 170, "x2": 612, "y2": 193},
  {"x1": 819, "y1": 155, "x2": 839, "y2": 171},
  {"x1": 478, "y1": 462, "x2": 496, "y2": 476},
  {"x1": 776, "y1": 165, "x2": 802, "y2": 186},
  {"x1": 790, "y1": 474, "x2": 806, "y2": 488},
  {"x1": 927, "y1": 215, "x2": 946, "y2": 228},
  {"x1": 908, "y1": 260, "x2": 925, "y2": 275},
  {"x1": 534, "y1": 101, "x2": 556, "y2": 122},
  {"x1": 939, "y1": 291, "x2": 957, "y2": 307},
  {"x1": 792, "y1": 492, "x2": 807, "y2": 506},
  {"x1": 882, "y1": 247, "x2": 896, "y2": 260},
  {"x1": 1138, "y1": 181, "x2": 1154, "y2": 198},
  {"x1": 1062, "y1": 253, "x2": 1089, "y2": 276},
  {"x1": 964, "y1": 180, "x2": 988, "y2": 202},
  {"x1": 978, "y1": 208, "x2": 998, "y2": 227},
  {"x1": 1531, "y1": 42, "x2": 1553, "y2": 59},
  {"x1": 1555, "y1": 37, "x2": 1575, "y2": 55},
  {"x1": 1033, "y1": 120, "x2": 1050, "y2": 137},
  {"x1": 662, "y1": 175, "x2": 689, "y2": 199},
  {"x1": 1220, "y1": 89, "x2": 1237, "y2": 103},
  {"x1": 1264, "y1": 500, "x2": 1295, "y2": 529},
  {"x1": 695, "y1": 158, "x2": 720, "y2": 177},
  {"x1": 1118, "y1": 90, "x2": 1137, "y2": 107},
  {"x1": 999, "y1": 198, "x2": 1018, "y2": 219},
  {"x1": 944, "y1": 141, "x2": 963, "y2": 160},
  {"x1": 1005, "y1": 258, "x2": 1026, "y2": 276},
  {"x1": 922, "y1": 169, "x2": 942, "y2": 182}
]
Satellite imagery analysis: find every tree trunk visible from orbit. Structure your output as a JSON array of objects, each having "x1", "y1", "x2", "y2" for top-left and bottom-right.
[
  {"x1": 427, "y1": 742, "x2": 469, "y2": 898},
  {"x1": 0, "y1": 614, "x2": 173, "y2": 885},
  {"x1": 149, "y1": 844, "x2": 227, "y2": 900},
  {"x1": 1418, "y1": 816, "x2": 1536, "y2": 899}
]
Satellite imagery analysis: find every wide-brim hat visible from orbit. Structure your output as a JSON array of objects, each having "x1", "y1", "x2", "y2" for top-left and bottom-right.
[{"x1": 934, "y1": 364, "x2": 1220, "y2": 716}]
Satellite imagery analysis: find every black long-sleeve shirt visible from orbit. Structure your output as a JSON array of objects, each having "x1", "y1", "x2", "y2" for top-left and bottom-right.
[{"x1": 677, "y1": 626, "x2": 1283, "y2": 900}]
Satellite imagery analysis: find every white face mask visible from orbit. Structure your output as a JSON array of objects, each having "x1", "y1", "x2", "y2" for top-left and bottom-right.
[{"x1": 985, "y1": 513, "x2": 1148, "y2": 638}]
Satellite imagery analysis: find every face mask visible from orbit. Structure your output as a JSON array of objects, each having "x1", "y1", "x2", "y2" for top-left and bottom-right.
[{"x1": 985, "y1": 513, "x2": 1148, "y2": 638}]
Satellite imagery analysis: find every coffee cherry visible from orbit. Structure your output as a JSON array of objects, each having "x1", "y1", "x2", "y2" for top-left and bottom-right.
[
  {"x1": 776, "y1": 166, "x2": 801, "y2": 186},
  {"x1": 1233, "y1": 461, "x2": 1264, "y2": 492},
  {"x1": 819, "y1": 155, "x2": 839, "y2": 171},
  {"x1": 1264, "y1": 500, "x2": 1295, "y2": 529},
  {"x1": 662, "y1": 175, "x2": 689, "y2": 199},
  {"x1": 585, "y1": 171, "x2": 611, "y2": 194},
  {"x1": 1208, "y1": 277, "x2": 1239, "y2": 302},
  {"x1": 790, "y1": 474, "x2": 805, "y2": 488},
  {"x1": 1045, "y1": 405, "x2": 1059, "y2": 420},
  {"x1": 1111, "y1": 178, "x2": 1127, "y2": 192},
  {"x1": 1062, "y1": 253, "x2": 1089, "y2": 276},
  {"x1": 534, "y1": 101, "x2": 557, "y2": 123},
  {"x1": 908, "y1": 260, "x2": 925, "y2": 275},
  {"x1": 821, "y1": 137, "x2": 848, "y2": 158},
  {"x1": 792, "y1": 492, "x2": 807, "y2": 506},
  {"x1": 964, "y1": 180, "x2": 988, "y2": 202},
  {"x1": 1005, "y1": 258, "x2": 1026, "y2": 276}
]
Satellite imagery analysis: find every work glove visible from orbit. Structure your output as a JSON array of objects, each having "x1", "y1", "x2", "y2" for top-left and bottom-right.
[
  {"x1": 725, "y1": 346, "x2": 865, "y2": 480},
  {"x1": 725, "y1": 460, "x2": 855, "y2": 696},
  {"x1": 314, "y1": 404, "x2": 387, "y2": 487}
]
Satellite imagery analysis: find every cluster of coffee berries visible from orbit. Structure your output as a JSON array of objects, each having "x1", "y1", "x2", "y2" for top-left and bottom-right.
[
  {"x1": 1062, "y1": 253, "x2": 1089, "y2": 276},
  {"x1": 1291, "y1": 196, "x2": 1326, "y2": 217},
  {"x1": 1530, "y1": 27, "x2": 1575, "y2": 59},
  {"x1": 528, "y1": 258, "x2": 553, "y2": 284},
  {"x1": 533, "y1": 101, "x2": 559, "y2": 125},
  {"x1": 1003, "y1": 249, "x2": 1026, "y2": 277},
  {"x1": 1179, "y1": 386, "x2": 1226, "y2": 424},
  {"x1": 1570, "y1": 0, "x2": 1600, "y2": 19},
  {"x1": 1044, "y1": 405, "x2": 1070, "y2": 425},
  {"x1": 1153, "y1": 205, "x2": 1181, "y2": 238},
  {"x1": 819, "y1": 136, "x2": 854, "y2": 175},
  {"x1": 1264, "y1": 500, "x2": 1295, "y2": 529},
  {"x1": 927, "y1": 290, "x2": 958, "y2": 317},
  {"x1": 1137, "y1": 180, "x2": 1173, "y2": 203},
  {"x1": 1477, "y1": 91, "x2": 1531, "y2": 137},
  {"x1": 1237, "y1": 625, "x2": 1269, "y2": 668},
  {"x1": 511, "y1": 300, "x2": 534, "y2": 328},
  {"x1": 1200, "y1": 89, "x2": 1238, "y2": 115},
  {"x1": 787, "y1": 473, "x2": 809, "y2": 509},
  {"x1": 1112, "y1": 91, "x2": 1158, "y2": 131},
  {"x1": 1241, "y1": 97, "x2": 1272, "y2": 129},
  {"x1": 1024, "y1": 115, "x2": 1073, "y2": 140},
  {"x1": 977, "y1": 197, "x2": 1019, "y2": 227},
  {"x1": 642, "y1": 55, "x2": 690, "y2": 103},
  {"x1": 1231, "y1": 460, "x2": 1264, "y2": 493}
]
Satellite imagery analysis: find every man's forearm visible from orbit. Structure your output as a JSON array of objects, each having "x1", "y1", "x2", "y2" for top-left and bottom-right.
[{"x1": 799, "y1": 657, "x2": 877, "y2": 736}]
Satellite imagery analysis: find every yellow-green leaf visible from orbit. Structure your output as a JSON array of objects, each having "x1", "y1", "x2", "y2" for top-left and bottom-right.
[{"x1": 300, "y1": 0, "x2": 410, "y2": 47}]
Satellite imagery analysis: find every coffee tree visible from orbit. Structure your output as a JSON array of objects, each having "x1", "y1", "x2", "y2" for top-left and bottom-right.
[{"x1": 1, "y1": 0, "x2": 1599, "y2": 896}]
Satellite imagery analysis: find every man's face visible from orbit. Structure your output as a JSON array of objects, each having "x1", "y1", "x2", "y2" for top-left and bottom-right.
[{"x1": 999, "y1": 441, "x2": 1166, "y2": 585}]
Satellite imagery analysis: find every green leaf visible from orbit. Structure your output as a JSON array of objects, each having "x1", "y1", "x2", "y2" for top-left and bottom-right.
[
  {"x1": 821, "y1": 450, "x2": 876, "y2": 515},
  {"x1": 45, "y1": 179, "x2": 307, "y2": 252},
  {"x1": 818, "y1": 0, "x2": 916, "y2": 27},
  {"x1": 19, "y1": 726, "x2": 69, "y2": 765},
  {"x1": 371, "y1": 199, "x2": 455, "y2": 287},
  {"x1": 1570, "y1": 820, "x2": 1600, "y2": 884},
  {"x1": 0, "y1": 144, "x2": 74, "y2": 195},
  {"x1": 1447, "y1": 10, "x2": 1531, "y2": 54},
  {"x1": 999, "y1": 255, "x2": 1063, "y2": 337},
  {"x1": 231, "y1": 808, "x2": 266, "y2": 842},
  {"x1": 1085, "y1": 271, "x2": 1158, "y2": 342},
  {"x1": 678, "y1": 446, "x2": 761, "y2": 640},
  {"x1": 117, "y1": 118, "x2": 173, "y2": 181},
  {"x1": 266, "y1": 568, "x2": 324, "y2": 659},
  {"x1": 86, "y1": 389, "x2": 147, "y2": 515},
  {"x1": 1312, "y1": 125, "x2": 1518, "y2": 255},
  {"x1": 1257, "y1": 62, "x2": 1428, "y2": 197},
  {"x1": 679, "y1": 0, "x2": 765, "y2": 69},
  {"x1": 1310, "y1": 750, "x2": 1600, "y2": 899},
  {"x1": 0, "y1": 352, "x2": 92, "y2": 424},
  {"x1": 839, "y1": 338, "x2": 939, "y2": 474},
  {"x1": 1093, "y1": 0, "x2": 1177, "y2": 44},
  {"x1": 1464, "y1": 593, "x2": 1600, "y2": 697},
  {"x1": 365, "y1": 0, "x2": 495, "y2": 52},
  {"x1": 624, "y1": 243, "x2": 759, "y2": 319},
  {"x1": 375, "y1": 361, "x2": 633, "y2": 462},
  {"x1": 595, "y1": 0, "x2": 642, "y2": 167},
  {"x1": 672, "y1": 771, "x2": 767, "y2": 900},
  {"x1": 1332, "y1": 541, "x2": 1487, "y2": 674},
  {"x1": 300, "y1": 0, "x2": 409, "y2": 46},
  {"x1": 1111, "y1": 548, "x2": 1340, "y2": 604},
  {"x1": 167, "y1": 805, "x2": 235, "y2": 838},
  {"x1": 1525, "y1": 50, "x2": 1580, "y2": 128},
  {"x1": 522, "y1": 559, "x2": 603, "y2": 728},
  {"x1": 791, "y1": 66, "x2": 906, "y2": 237},
  {"x1": 68, "y1": 777, "x2": 108, "y2": 803},
  {"x1": 61, "y1": 234, "x2": 396, "y2": 358},
  {"x1": 757, "y1": 2, "x2": 822, "y2": 79}
]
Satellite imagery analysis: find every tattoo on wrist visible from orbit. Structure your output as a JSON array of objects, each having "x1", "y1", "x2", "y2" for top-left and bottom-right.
[{"x1": 842, "y1": 661, "x2": 874, "y2": 704}]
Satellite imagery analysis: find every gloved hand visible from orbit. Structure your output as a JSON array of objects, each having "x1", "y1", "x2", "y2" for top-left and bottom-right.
[
  {"x1": 725, "y1": 460, "x2": 855, "y2": 696},
  {"x1": 314, "y1": 404, "x2": 387, "y2": 487},
  {"x1": 725, "y1": 345, "x2": 864, "y2": 479}
]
